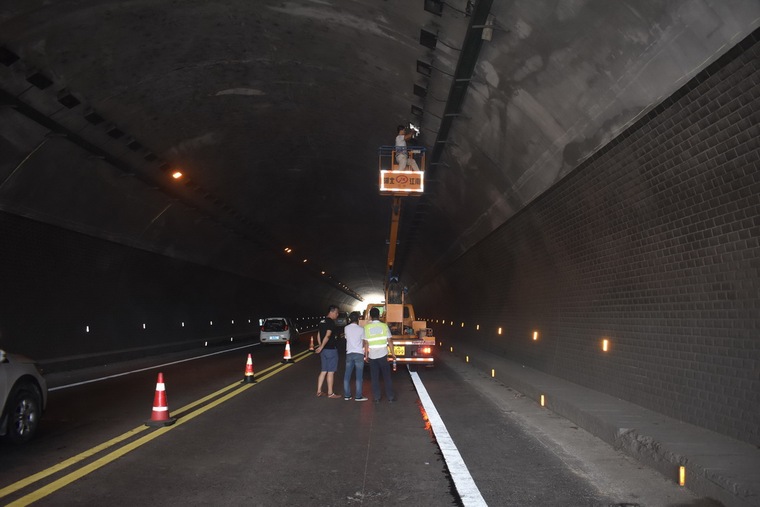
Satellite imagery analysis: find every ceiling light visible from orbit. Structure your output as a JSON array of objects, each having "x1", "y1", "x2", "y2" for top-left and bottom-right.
[
  {"x1": 172, "y1": 171, "x2": 183, "y2": 179},
  {"x1": 26, "y1": 71, "x2": 53, "y2": 89},
  {"x1": 57, "y1": 90, "x2": 81, "y2": 109},
  {"x1": 0, "y1": 46, "x2": 20, "y2": 66},
  {"x1": 419, "y1": 29, "x2": 438, "y2": 50},
  {"x1": 423, "y1": 0, "x2": 444, "y2": 16},
  {"x1": 416, "y1": 60, "x2": 432, "y2": 77}
]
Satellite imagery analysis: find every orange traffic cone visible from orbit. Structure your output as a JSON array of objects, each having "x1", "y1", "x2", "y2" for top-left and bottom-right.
[
  {"x1": 146, "y1": 372, "x2": 176, "y2": 427},
  {"x1": 242, "y1": 353, "x2": 256, "y2": 383},
  {"x1": 282, "y1": 340, "x2": 293, "y2": 363},
  {"x1": 309, "y1": 336, "x2": 315, "y2": 352}
]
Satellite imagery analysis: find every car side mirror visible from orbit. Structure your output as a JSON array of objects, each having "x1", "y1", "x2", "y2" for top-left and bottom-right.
[{"x1": 0, "y1": 349, "x2": 6, "y2": 363}]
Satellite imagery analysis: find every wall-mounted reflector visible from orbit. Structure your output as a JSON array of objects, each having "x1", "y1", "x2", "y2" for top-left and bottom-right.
[
  {"x1": 86, "y1": 326, "x2": 90, "y2": 333},
  {"x1": 461, "y1": 322, "x2": 464, "y2": 328},
  {"x1": 476, "y1": 324, "x2": 480, "y2": 330},
  {"x1": 533, "y1": 331, "x2": 538, "y2": 341},
  {"x1": 466, "y1": 355, "x2": 469, "y2": 363},
  {"x1": 450, "y1": 346, "x2": 453, "y2": 352},
  {"x1": 498, "y1": 327, "x2": 502, "y2": 335},
  {"x1": 491, "y1": 369, "x2": 495, "y2": 378},
  {"x1": 602, "y1": 339, "x2": 610, "y2": 352},
  {"x1": 540, "y1": 394, "x2": 545, "y2": 407},
  {"x1": 679, "y1": 466, "x2": 686, "y2": 486}
]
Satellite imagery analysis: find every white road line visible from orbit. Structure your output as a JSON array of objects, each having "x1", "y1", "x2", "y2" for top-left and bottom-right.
[
  {"x1": 49, "y1": 343, "x2": 260, "y2": 391},
  {"x1": 409, "y1": 370, "x2": 488, "y2": 507}
]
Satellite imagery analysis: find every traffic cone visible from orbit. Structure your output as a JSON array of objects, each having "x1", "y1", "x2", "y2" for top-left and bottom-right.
[
  {"x1": 309, "y1": 336, "x2": 315, "y2": 352},
  {"x1": 282, "y1": 340, "x2": 293, "y2": 363},
  {"x1": 146, "y1": 372, "x2": 176, "y2": 427},
  {"x1": 242, "y1": 353, "x2": 256, "y2": 383}
]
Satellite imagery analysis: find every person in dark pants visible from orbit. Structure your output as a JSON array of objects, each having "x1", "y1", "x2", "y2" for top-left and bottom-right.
[
  {"x1": 315, "y1": 305, "x2": 341, "y2": 398},
  {"x1": 363, "y1": 307, "x2": 397, "y2": 402},
  {"x1": 343, "y1": 311, "x2": 368, "y2": 401}
]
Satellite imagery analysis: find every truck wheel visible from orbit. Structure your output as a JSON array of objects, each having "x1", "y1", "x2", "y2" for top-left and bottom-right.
[{"x1": 4, "y1": 383, "x2": 42, "y2": 444}]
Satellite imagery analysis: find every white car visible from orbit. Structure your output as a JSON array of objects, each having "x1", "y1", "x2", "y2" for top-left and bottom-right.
[
  {"x1": 259, "y1": 318, "x2": 295, "y2": 345},
  {"x1": 0, "y1": 349, "x2": 48, "y2": 443}
]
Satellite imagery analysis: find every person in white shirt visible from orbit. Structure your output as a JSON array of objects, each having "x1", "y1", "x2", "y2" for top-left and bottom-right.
[{"x1": 342, "y1": 312, "x2": 369, "y2": 401}]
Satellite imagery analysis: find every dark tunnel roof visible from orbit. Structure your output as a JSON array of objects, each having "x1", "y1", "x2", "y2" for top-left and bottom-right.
[{"x1": 1, "y1": 1, "x2": 759, "y2": 309}]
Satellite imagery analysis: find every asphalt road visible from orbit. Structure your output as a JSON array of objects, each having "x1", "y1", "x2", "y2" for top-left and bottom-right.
[{"x1": 0, "y1": 332, "x2": 709, "y2": 506}]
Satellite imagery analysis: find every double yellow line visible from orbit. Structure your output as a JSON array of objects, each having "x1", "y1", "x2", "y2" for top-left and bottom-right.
[{"x1": 1, "y1": 350, "x2": 313, "y2": 506}]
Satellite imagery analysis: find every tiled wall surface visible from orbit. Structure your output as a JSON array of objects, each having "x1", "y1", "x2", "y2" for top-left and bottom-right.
[{"x1": 417, "y1": 31, "x2": 759, "y2": 446}]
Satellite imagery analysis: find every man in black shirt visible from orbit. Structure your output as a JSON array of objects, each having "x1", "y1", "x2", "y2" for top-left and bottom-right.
[{"x1": 315, "y1": 305, "x2": 341, "y2": 398}]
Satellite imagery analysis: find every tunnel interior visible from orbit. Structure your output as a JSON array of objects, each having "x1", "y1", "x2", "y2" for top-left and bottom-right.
[{"x1": 0, "y1": 1, "x2": 758, "y2": 448}]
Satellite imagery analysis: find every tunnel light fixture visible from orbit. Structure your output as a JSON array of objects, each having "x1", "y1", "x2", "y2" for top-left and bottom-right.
[
  {"x1": 57, "y1": 90, "x2": 81, "y2": 109},
  {"x1": 540, "y1": 394, "x2": 546, "y2": 407},
  {"x1": 181, "y1": 322, "x2": 185, "y2": 327},
  {"x1": 419, "y1": 28, "x2": 438, "y2": 49},
  {"x1": 231, "y1": 320, "x2": 234, "y2": 324},
  {"x1": 602, "y1": 338, "x2": 610, "y2": 352},
  {"x1": 210, "y1": 320, "x2": 213, "y2": 326},
  {"x1": 86, "y1": 325, "x2": 90, "y2": 333},
  {"x1": 533, "y1": 331, "x2": 539, "y2": 341},
  {"x1": 465, "y1": 355, "x2": 469, "y2": 363},
  {"x1": 450, "y1": 346, "x2": 453, "y2": 352},
  {"x1": 679, "y1": 466, "x2": 686, "y2": 486},
  {"x1": 450, "y1": 321, "x2": 453, "y2": 326},
  {"x1": 172, "y1": 171, "x2": 183, "y2": 179},
  {"x1": 498, "y1": 327, "x2": 502, "y2": 335},
  {"x1": 416, "y1": 60, "x2": 432, "y2": 77},
  {"x1": 423, "y1": 0, "x2": 444, "y2": 16},
  {"x1": 142, "y1": 323, "x2": 146, "y2": 329},
  {"x1": 413, "y1": 84, "x2": 427, "y2": 98},
  {"x1": 26, "y1": 71, "x2": 53, "y2": 89},
  {"x1": 0, "y1": 46, "x2": 20, "y2": 66},
  {"x1": 491, "y1": 369, "x2": 495, "y2": 378},
  {"x1": 476, "y1": 324, "x2": 480, "y2": 330}
]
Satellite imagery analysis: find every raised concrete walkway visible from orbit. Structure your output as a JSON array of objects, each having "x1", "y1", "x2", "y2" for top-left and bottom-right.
[{"x1": 437, "y1": 341, "x2": 760, "y2": 507}]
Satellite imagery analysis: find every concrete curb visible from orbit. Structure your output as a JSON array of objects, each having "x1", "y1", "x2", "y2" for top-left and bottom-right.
[{"x1": 439, "y1": 343, "x2": 760, "y2": 507}]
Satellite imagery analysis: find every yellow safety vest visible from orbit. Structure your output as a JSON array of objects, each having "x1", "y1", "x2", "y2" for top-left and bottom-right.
[{"x1": 364, "y1": 321, "x2": 390, "y2": 352}]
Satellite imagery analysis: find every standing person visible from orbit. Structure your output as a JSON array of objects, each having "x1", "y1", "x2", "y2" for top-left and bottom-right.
[
  {"x1": 364, "y1": 307, "x2": 398, "y2": 402},
  {"x1": 316, "y1": 305, "x2": 341, "y2": 398},
  {"x1": 395, "y1": 125, "x2": 420, "y2": 171},
  {"x1": 343, "y1": 311, "x2": 369, "y2": 401}
]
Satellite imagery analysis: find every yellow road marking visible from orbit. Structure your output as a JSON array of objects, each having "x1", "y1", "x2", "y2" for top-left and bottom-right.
[{"x1": 1, "y1": 351, "x2": 312, "y2": 504}]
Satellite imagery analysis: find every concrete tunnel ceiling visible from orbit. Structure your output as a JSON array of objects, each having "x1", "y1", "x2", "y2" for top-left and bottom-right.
[{"x1": 1, "y1": 1, "x2": 758, "y2": 307}]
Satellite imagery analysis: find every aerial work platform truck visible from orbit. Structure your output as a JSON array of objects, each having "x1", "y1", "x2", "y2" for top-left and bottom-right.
[{"x1": 359, "y1": 138, "x2": 434, "y2": 367}]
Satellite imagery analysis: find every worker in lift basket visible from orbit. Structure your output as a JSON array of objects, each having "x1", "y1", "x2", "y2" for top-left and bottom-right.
[{"x1": 395, "y1": 125, "x2": 420, "y2": 171}]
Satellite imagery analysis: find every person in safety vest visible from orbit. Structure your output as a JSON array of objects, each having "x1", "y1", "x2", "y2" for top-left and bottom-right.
[{"x1": 363, "y1": 307, "x2": 397, "y2": 402}]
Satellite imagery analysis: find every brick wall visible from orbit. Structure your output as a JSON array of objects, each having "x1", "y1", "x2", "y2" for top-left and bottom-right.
[{"x1": 416, "y1": 30, "x2": 760, "y2": 445}]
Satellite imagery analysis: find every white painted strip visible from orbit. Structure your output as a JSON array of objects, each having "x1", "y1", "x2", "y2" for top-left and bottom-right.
[
  {"x1": 151, "y1": 406, "x2": 168, "y2": 412},
  {"x1": 49, "y1": 343, "x2": 261, "y2": 392},
  {"x1": 410, "y1": 371, "x2": 488, "y2": 507}
]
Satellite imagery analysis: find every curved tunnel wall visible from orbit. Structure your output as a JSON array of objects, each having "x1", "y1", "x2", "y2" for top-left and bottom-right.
[
  {"x1": 415, "y1": 32, "x2": 759, "y2": 446},
  {"x1": 0, "y1": 211, "x2": 334, "y2": 371}
]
